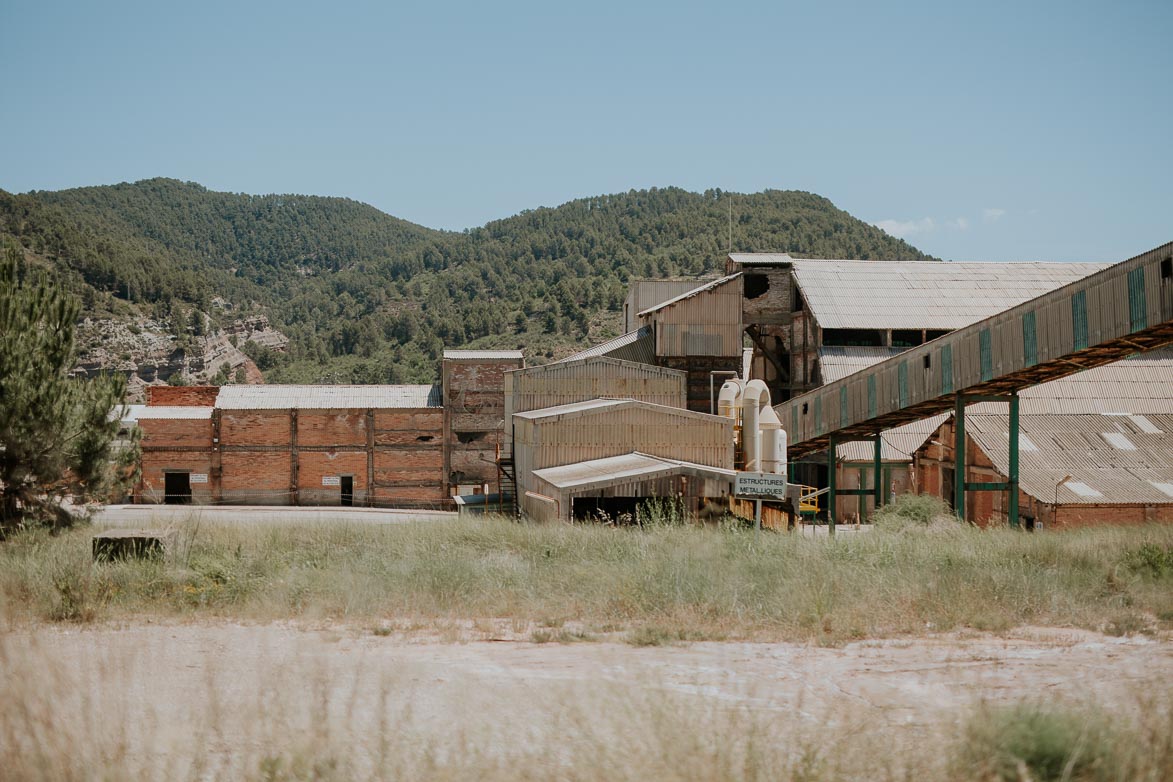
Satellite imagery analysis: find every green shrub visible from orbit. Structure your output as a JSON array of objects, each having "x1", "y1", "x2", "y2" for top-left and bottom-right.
[
  {"x1": 1121, "y1": 543, "x2": 1173, "y2": 579},
  {"x1": 872, "y1": 494, "x2": 962, "y2": 531},
  {"x1": 955, "y1": 701, "x2": 1119, "y2": 781}
]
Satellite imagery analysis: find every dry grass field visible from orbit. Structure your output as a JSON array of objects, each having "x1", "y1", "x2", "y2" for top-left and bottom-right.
[{"x1": 2, "y1": 502, "x2": 1172, "y2": 780}]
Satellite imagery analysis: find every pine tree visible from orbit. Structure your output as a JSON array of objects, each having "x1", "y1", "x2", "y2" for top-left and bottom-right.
[{"x1": 0, "y1": 245, "x2": 137, "y2": 534}]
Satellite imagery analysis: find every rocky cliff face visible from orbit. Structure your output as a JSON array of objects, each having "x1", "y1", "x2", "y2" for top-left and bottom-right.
[{"x1": 74, "y1": 314, "x2": 289, "y2": 401}]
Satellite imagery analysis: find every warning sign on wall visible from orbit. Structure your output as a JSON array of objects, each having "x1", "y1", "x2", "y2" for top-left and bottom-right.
[
  {"x1": 321, "y1": 476, "x2": 341, "y2": 486},
  {"x1": 190, "y1": 474, "x2": 209, "y2": 484}
]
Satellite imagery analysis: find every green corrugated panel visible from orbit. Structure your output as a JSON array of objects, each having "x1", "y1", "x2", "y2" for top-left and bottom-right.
[
  {"x1": 1072, "y1": 290, "x2": 1088, "y2": 350},
  {"x1": 814, "y1": 396, "x2": 823, "y2": 435},
  {"x1": 867, "y1": 375, "x2": 877, "y2": 418},
  {"x1": 941, "y1": 344, "x2": 954, "y2": 394},
  {"x1": 839, "y1": 386, "x2": 848, "y2": 427},
  {"x1": 1022, "y1": 310, "x2": 1038, "y2": 367},
  {"x1": 898, "y1": 361, "x2": 909, "y2": 407},
  {"x1": 1128, "y1": 267, "x2": 1147, "y2": 332},
  {"x1": 979, "y1": 329, "x2": 993, "y2": 382}
]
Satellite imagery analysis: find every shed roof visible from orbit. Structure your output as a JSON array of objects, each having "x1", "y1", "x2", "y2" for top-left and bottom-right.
[
  {"x1": 214, "y1": 384, "x2": 442, "y2": 410},
  {"x1": 555, "y1": 326, "x2": 655, "y2": 365},
  {"x1": 524, "y1": 353, "x2": 680, "y2": 378},
  {"x1": 134, "y1": 405, "x2": 215, "y2": 420},
  {"x1": 727, "y1": 252, "x2": 795, "y2": 266},
  {"x1": 637, "y1": 273, "x2": 741, "y2": 318},
  {"x1": 792, "y1": 260, "x2": 1107, "y2": 330},
  {"x1": 513, "y1": 397, "x2": 718, "y2": 423},
  {"x1": 442, "y1": 349, "x2": 524, "y2": 361},
  {"x1": 965, "y1": 413, "x2": 1173, "y2": 505},
  {"x1": 532, "y1": 452, "x2": 735, "y2": 492}
]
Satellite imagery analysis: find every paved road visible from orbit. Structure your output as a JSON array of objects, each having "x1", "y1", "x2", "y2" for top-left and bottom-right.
[{"x1": 93, "y1": 504, "x2": 457, "y2": 527}]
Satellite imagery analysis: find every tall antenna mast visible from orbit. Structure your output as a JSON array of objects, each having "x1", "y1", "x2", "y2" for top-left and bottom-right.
[{"x1": 728, "y1": 193, "x2": 733, "y2": 252}]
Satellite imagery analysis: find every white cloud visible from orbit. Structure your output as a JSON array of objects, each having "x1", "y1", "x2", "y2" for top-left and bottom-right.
[
  {"x1": 983, "y1": 207, "x2": 1006, "y2": 222},
  {"x1": 947, "y1": 217, "x2": 969, "y2": 230},
  {"x1": 873, "y1": 217, "x2": 934, "y2": 238}
]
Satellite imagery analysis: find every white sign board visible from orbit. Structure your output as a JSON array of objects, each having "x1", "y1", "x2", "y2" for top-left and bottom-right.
[
  {"x1": 321, "y1": 476, "x2": 341, "y2": 486},
  {"x1": 734, "y1": 472, "x2": 788, "y2": 498},
  {"x1": 190, "y1": 473, "x2": 209, "y2": 484}
]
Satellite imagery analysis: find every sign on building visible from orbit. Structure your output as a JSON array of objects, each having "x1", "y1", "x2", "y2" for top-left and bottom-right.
[
  {"x1": 321, "y1": 476, "x2": 341, "y2": 486},
  {"x1": 734, "y1": 472, "x2": 788, "y2": 498},
  {"x1": 190, "y1": 474, "x2": 209, "y2": 484}
]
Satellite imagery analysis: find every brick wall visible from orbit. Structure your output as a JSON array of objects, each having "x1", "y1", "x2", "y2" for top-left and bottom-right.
[
  {"x1": 443, "y1": 358, "x2": 523, "y2": 493},
  {"x1": 146, "y1": 386, "x2": 220, "y2": 406},
  {"x1": 911, "y1": 419, "x2": 1173, "y2": 528},
  {"x1": 221, "y1": 452, "x2": 291, "y2": 504},
  {"x1": 220, "y1": 411, "x2": 291, "y2": 446},
  {"x1": 135, "y1": 404, "x2": 448, "y2": 508},
  {"x1": 139, "y1": 452, "x2": 214, "y2": 504}
]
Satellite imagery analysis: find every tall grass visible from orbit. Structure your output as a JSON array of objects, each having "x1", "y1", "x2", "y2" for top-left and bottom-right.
[
  {"x1": 2, "y1": 517, "x2": 1171, "y2": 641},
  {"x1": 2, "y1": 625, "x2": 1169, "y2": 782}
]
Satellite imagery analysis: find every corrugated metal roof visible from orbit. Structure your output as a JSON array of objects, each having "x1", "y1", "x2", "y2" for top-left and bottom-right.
[
  {"x1": 972, "y1": 348, "x2": 1173, "y2": 415},
  {"x1": 134, "y1": 405, "x2": 215, "y2": 420},
  {"x1": 819, "y1": 346, "x2": 911, "y2": 383},
  {"x1": 533, "y1": 452, "x2": 735, "y2": 491},
  {"x1": 837, "y1": 413, "x2": 949, "y2": 463},
  {"x1": 966, "y1": 413, "x2": 1173, "y2": 505},
  {"x1": 514, "y1": 397, "x2": 717, "y2": 422},
  {"x1": 637, "y1": 273, "x2": 742, "y2": 318},
  {"x1": 214, "y1": 384, "x2": 442, "y2": 410},
  {"x1": 815, "y1": 347, "x2": 1173, "y2": 415},
  {"x1": 727, "y1": 253, "x2": 795, "y2": 266},
  {"x1": 556, "y1": 326, "x2": 656, "y2": 364},
  {"x1": 792, "y1": 260, "x2": 1107, "y2": 330},
  {"x1": 442, "y1": 349, "x2": 524, "y2": 360}
]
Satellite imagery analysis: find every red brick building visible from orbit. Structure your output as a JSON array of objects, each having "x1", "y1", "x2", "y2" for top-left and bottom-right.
[
  {"x1": 134, "y1": 349, "x2": 523, "y2": 507},
  {"x1": 913, "y1": 412, "x2": 1173, "y2": 528}
]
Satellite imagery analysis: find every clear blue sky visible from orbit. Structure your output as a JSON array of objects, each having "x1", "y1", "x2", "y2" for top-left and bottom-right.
[{"x1": 1, "y1": 0, "x2": 1169, "y2": 262}]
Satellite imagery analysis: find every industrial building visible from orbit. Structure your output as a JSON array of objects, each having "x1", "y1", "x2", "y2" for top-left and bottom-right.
[
  {"x1": 131, "y1": 240, "x2": 1173, "y2": 528},
  {"x1": 135, "y1": 350, "x2": 521, "y2": 507}
]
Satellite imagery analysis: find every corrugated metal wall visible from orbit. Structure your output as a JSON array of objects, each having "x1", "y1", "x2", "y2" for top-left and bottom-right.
[
  {"x1": 642, "y1": 278, "x2": 744, "y2": 358},
  {"x1": 504, "y1": 358, "x2": 687, "y2": 424},
  {"x1": 514, "y1": 403, "x2": 734, "y2": 501},
  {"x1": 779, "y1": 242, "x2": 1173, "y2": 455},
  {"x1": 624, "y1": 279, "x2": 714, "y2": 332}
]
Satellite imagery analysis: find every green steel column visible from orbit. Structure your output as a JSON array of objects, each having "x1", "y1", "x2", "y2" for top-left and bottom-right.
[
  {"x1": 827, "y1": 436, "x2": 836, "y2": 536},
  {"x1": 954, "y1": 395, "x2": 966, "y2": 522},
  {"x1": 1008, "y1": 391, "x2": 1020, "y2": 528},
  {"x1": 873, "y1": 436, "x2": 883, "y2": 518}
]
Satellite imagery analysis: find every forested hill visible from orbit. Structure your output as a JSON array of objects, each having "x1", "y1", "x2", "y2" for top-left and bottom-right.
[{"x1": 0, "y1": 179, "x2": 934, "y2": 384}]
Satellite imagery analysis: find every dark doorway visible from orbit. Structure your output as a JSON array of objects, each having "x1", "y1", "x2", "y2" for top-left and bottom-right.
[
  {"x1": 164, "y1": 472, "x2": 191, "y2": 505},
  {"x1": 942, "y1": 467, "x2": 955, "y2": 511},
  {"x1": 572, "y1": 496, "x2": 639, "y2": 523},
  {"x1": 340, "y1": 476, "x2": 354, "y2": 507}
]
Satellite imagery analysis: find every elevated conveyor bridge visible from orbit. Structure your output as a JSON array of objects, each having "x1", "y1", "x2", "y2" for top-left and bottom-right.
[{"x1": 775, "y1": 242, "x2": 1173, "y2": 529}]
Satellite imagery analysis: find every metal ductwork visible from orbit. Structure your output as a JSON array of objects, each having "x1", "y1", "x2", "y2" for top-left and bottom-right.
[{"x1": 740, "y1": 379, "x2": 771, "y2": 472}]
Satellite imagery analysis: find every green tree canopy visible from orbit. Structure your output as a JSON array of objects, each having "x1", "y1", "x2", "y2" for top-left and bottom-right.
[{"x1": 0, "y1": 245, "x2": 136, "y2": 534}]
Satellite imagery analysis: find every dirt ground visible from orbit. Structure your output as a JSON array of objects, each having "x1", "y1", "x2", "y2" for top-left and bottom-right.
[{"x1": 4, "y1": 620, "x2": 1170, "y2": 778}]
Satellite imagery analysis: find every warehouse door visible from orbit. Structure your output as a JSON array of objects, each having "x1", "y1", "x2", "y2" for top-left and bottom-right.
[
  {"x1": 164, "y1": 472, "x2": 191, "y2": 505},
  {"x1": 340, "y1": 476, "x2": 354, "y2": 507}
]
